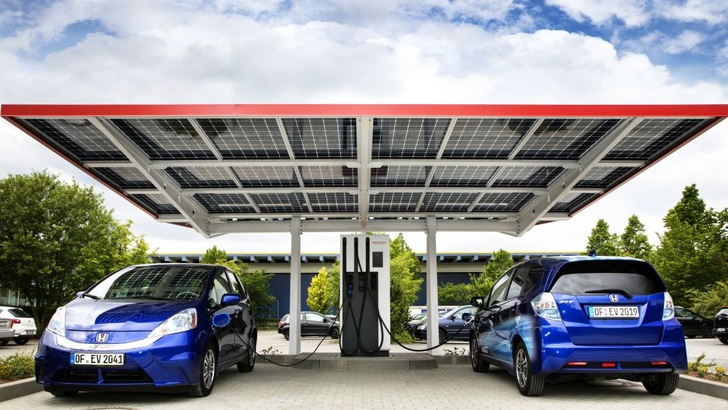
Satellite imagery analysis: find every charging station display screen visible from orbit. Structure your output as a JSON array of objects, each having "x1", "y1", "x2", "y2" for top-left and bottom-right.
[{"x1": 372, "y1": 251, "x2": 383, "y2": 268}]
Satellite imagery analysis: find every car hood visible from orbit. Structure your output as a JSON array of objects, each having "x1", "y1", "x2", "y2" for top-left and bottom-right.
[{"x1": 63, "y1": 297, "x2": 197, "y2": 332}]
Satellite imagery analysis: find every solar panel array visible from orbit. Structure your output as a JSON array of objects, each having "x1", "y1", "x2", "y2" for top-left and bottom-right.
[{"x1": 6, "y1": 107, "x2": 721, "y2": 236}]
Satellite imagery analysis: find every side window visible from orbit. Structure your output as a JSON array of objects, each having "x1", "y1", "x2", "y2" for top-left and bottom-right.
[
  {"x1": 306, "y1": 313, "x2": 325, "y2": 323},
  {"x1": 488, "y1": 269, "x2": 513, "y2": 306},
  {"x1": 226, "y1": 270, "x2": 248, "y2": 301},
  {"x1": 505, "y1": 265, "x2": 536, "y2": 300},
  {"x1": 208, "y1": 271, "x2": 232, "y2": 309}
]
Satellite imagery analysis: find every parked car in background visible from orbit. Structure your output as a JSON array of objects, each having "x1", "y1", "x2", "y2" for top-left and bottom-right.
[
  {"x1": 0, "y1": 306, "x2": 38, "y2": 345},
  {"x1": 674, "y1": 306, "x2": 713, "y2": 338},
  {"x1": 35, "y1": 263, "x2": 257, "y2": 398},
  {"x1": 413, "y1": 305, "x2": 478, "y2": 344},
  {"x1": 715, "y1": 306, "x2": 728, "y2": 344},
  {"x1": 469, "y1": 256, "x2": 687, "y2": 396},
  {"x1": 0, "y1": 318, "x2": 14, "y2": 344},
  {"x1": 278, "y1": 311, "x2": 339, "y2": 340}
]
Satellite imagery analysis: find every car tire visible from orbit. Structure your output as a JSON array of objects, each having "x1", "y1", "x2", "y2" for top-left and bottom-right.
[
  {"x1": 0, "y1": 340, "x2": 8, "y2": 346},
  {"x1": 329, "y1": 328, "x2": 340, "y2": 339},
  {"x1": 719, "y1": 338, "x2": 728, "y2": 345},
  {"x1": 283, "y1": 330, "x2": 290, "y2": 341},
  {"x1": 470, "y1": 337, "x2": 489, "y2": 373},
  {"x1": 514, "y1": 341, "x2": 545, "y2": 396},
  {"x1": 642, "y1": 373, "x2": 679, "y2": 395},
  {"x1": 439, "y1": 329, "x2": 447, "y2": 345},
  {"x1": 45, "y1": 387, "x2": 78, "y2": 397},
  {"x1": 189, "y1": 342, "x2": 216, "y2": 397},
  {"x1": 237, "y1": 334, "x2": 256, "y2": 373},
  {"x1": 13, "y1": 337, "x2": 29, "y2": 345},
  {"x1": 701, "y1": 327, "x2": 714, "y2": 338}
]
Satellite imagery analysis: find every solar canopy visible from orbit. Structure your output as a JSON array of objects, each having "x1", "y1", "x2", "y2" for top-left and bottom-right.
[{"x1": 3, "y1": 104, "x2": 727, "y2": 238}]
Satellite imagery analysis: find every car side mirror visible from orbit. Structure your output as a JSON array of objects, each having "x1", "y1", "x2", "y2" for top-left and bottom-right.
[
  {"x1": 470, "y1": 296, "x2": 485, "y2": 308},
  {"x1": 221, "y1": 293, "x2": 241, "y2": 306}
]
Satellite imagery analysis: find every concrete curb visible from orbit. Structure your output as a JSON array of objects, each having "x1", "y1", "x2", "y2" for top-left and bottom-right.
[
  {"x1": 0, "y1": 378, "x2": 42, "y2": 402},
  {"x1": 678, "y1": 374, "x2": 728, "y2": 400}
]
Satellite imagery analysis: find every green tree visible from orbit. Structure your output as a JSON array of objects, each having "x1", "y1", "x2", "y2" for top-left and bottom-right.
[
  {"x1": 619, "y1": 215, "x2": 653, "y2": 260},
  {"x1": 469, "y1": 249, "x2": 514, "y2": 297},
  {"x1": 326, "y1": 261, "x2": 341, "y2": 313},
  {"x1": 389, "y1": 234, "x2": 424, "y2": 342},
  {"x1": 438, "y1": 282, "x2": 471, "y2": 305},
  {"x1": 687, "y1": 281, "x2": 728, "y2": 318},
  {"x1": 652, "y1": 185, "x2": 728, "y2": 305},
  {"x1": 201, "y1": 246, "x2": 276, "y2": 318},
  {"x1": 0, "y1": 171, "x2": 150, "y2": 330},
  {"x1": 307, "y1": 267, "x2": 335, "y2": 313},
  {"x1": 586, "y1": 219, "x2": 620, "y2": 256}
]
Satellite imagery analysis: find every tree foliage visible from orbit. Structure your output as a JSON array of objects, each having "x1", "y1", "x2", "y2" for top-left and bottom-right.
[
  {"x1": 201, "y1": 246, "x2": 276, "y2": 317},
  {"x1": 652, "y1": 185, "x2": 728, "y2": 306},
  {"x1": 307, "y1": 267, "x2": 336, "y2": 314},
  {"x1": 586, "y1": 219, "x2": 620, "y2": 256},
  {"x1": 438, "y1": 282, "x2": 471, "y2": 305},
  {"x1": 389, "y1": 233, "x2": 423, "y2": 342},
  {"x1": 469, "y1": 249, "x2": 514, "y2": 297},
  {"x1": 0, "y1": 171, "x2": 150, "y2": 329},
  {"x1": 620, "y1": 215, "x2": 653, "y2": 260}
]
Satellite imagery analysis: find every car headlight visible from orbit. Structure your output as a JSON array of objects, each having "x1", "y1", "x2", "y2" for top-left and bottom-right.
[
  {"x1": 147, "y1": 308, "x2": 197, "y2": 338},
  {"x1": 46, "y1": 307, "x2": 66, "y2": 336},
  {"x1": 417, "y1": 324, "x2": 426, "y2": 330}
]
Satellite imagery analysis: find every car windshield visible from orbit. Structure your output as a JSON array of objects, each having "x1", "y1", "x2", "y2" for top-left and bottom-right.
[
  {"x1": 86, "y1": 265, "x2": 212, "y2": 300},
  {"x1": 549, "y1": 260, "x2": 665, "y2": 296}
]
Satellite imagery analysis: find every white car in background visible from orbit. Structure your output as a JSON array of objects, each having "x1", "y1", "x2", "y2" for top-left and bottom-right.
[{"x1": 0, "y1": 306, "x2": 37, "y2": 345}]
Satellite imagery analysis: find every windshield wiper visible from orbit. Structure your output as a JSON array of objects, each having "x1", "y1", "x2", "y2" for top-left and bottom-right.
[
  {"x1": 125, "y1": 296, "x2": 174, "y2": 300},
  {"x1": 79, "y1": 292, "x2": 101, "y2": 300},
  {"x1": 585, "y1": 288, "x2": 633, "y2": 299}
]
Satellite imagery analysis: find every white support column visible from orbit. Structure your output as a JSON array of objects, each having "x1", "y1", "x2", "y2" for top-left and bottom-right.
[
  {"x1": 289, "y1": 217, "x2": 302, "y2": 355},
  {"x1": 425, "y1": 216, "x2": 441, "y2": 355}
]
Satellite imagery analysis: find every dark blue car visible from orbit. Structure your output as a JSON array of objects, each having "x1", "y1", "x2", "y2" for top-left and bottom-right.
[
  {"x1": 469, "y1": 256, "x2": 687, "y2": 396},
  {"x1": 35, "y1": 264, "x2": 257, "y2": 397}
]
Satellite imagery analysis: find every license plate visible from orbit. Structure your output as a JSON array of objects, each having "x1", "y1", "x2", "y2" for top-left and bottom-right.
[
  {"x1": 24, "y1": 330, "x2": 35, "y2": 335},
  {"x1": 70, "y1": 353, "x2": 124, "y2": 366},
  {"x1": 588, "y1": 306, "x2": 639, "y2": 319},
  {"x1": 718, "y1": 328, "x2": 726, "y2": 332}
]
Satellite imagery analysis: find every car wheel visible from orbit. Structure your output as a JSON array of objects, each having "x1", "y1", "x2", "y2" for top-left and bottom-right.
[
  {"x1": 701, "y1": 327, "x2": 714, "y2": 338},
  {"x1": 283, "y1": 330, "x2": 290, "y2": 341},
  {"x1": 45, "y1": 387, "x2": 78, "y2": 397},
  {"x1": 189, "y1": 342, "x2": 216, "y2": 397},
  {"x1": 329, "y1": 328, "x2": 340, "y2": 339},
  {"x1": 13, "y1": 337, "x2": 29, "y2": 345},
  {"x1": 470, "y1": 337, "x2": 489, "y2": 373},
  {"x1": 719, "y1": 338, "x2": 728, "y2": 345},
  {"x1": 514, "y1": 341, "x2": 545, "y2": 396},
  {"x1": 642, "y1": 373, "x2": 680, "y2": 395},
  {"x1": 439, "y1": 329, "x2": 447, "y2": 345},
  {"x1": 237, "y1": 334, "x2": 256, "y2": 373}
]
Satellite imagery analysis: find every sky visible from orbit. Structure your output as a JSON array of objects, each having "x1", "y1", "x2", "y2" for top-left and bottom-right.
[{"x1": 1, "y1": 0, "x2": 728, "y2": 256}]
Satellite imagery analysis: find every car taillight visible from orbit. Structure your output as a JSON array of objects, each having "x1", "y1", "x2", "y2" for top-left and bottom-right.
[
  {"x1": 531, "y1": 292, "x2": 561, "y2": 321},
  {"x1": 10, "y1": 318, "x2": 21, "y2": 327},
  {"x1": 663, "y1": 292, "x2": 675, "y2": 320}
]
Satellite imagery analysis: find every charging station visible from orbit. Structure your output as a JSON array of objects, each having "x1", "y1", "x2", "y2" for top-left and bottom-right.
[{"x1": 340, "y1": 234, "x2": 390, "y2": 356}]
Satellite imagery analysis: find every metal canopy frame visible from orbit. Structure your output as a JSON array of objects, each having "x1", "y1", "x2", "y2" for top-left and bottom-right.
[{"x1": 4, "y1": 103, "x2": 727, "y2": 354}]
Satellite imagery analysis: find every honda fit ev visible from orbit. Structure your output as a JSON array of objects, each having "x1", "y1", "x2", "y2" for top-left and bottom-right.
[
  {"x1": 469, "y1": 256, "x2": 687, "y2": 396},
  {"x1": 35, "y1": 264, "x2": 257, "y2": 397}
]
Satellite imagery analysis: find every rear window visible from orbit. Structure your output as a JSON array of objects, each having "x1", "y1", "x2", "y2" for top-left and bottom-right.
[
  {"x1": 549, "y1": 260, "x2": 666, "y2": 296},
  {"x1": 8, "y1": 308, "x2": 32, "y2": 318}
]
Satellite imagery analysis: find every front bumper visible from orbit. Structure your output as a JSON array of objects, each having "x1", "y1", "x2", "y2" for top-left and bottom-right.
[{"x1": 35, "y1": 330, "x2": 205, "y2": 392}]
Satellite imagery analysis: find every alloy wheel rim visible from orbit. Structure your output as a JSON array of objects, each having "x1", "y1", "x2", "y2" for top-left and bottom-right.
[
  {"x1": 203, "y1": 349, "x2": 215, "y2": 389},
  {"x1": 516, "y1": 349, "x2": 527, "y2": 387}
]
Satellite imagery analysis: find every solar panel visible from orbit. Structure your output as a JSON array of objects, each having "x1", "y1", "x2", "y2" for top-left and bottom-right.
[{"x1": 3, "y1": 104, "x2": 723, "y2": 236}]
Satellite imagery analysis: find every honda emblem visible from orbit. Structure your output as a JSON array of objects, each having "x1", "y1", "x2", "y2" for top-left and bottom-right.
[
  {"x1": 96, "y1": 333, "x2": 109, "y2": 343},
  {"x1": 608, "y1": 294, "x2": 620, "y2": 303}
]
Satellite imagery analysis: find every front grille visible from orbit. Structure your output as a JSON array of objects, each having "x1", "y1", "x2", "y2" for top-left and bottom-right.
[{"x1": 53, "y1": 368, "x2": 153, "y2": 384}]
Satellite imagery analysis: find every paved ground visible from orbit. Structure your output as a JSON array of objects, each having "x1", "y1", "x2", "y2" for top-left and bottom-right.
[{"x1": 2, "y1": 331, "x2": 727, "y2": 408}]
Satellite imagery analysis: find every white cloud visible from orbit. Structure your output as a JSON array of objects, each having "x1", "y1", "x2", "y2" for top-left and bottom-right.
[
  {"x1": 663, "y1": 30, "x2": 705, "y2": 55},
  {"x1": 1, "y1": 1, "x2": 728, "y2": 255},
  {"x1": 656, "y1": 0, "x2": 728, "y2": 25},
  {"x1": 545, "y1": 0, "x2": 650, "y2": 27}
]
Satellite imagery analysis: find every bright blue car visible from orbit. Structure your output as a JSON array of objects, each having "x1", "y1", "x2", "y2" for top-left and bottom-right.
[
  {"x1": 468, "y1": 256, "x2": 687, "y2": 396},
  {"x1": 35, "y1": 264, "x2": 257, "y2": 397}
]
